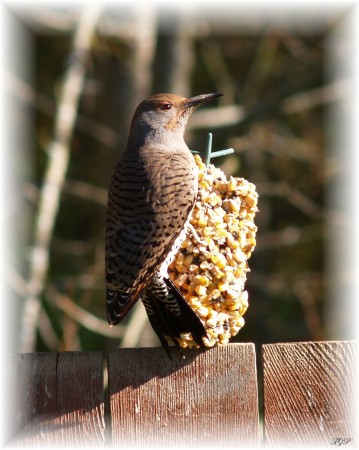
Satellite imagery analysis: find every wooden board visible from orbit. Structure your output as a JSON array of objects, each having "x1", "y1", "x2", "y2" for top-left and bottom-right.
[
  {"x1": 108, "y1": 343, "x2": 259, "y2": 447},
  {"x1": 13, "y1": 352, "x2": 105, "y2": 446},
  {"x1": 262, "y1": 341, "x2": 358, "y2": 447}
]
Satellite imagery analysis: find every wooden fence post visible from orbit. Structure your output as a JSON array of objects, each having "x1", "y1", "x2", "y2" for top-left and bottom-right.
[
  {"x1": 13, "y1": 352, "x2": 105, "y2": 446},
  {"x1": 13, "y1": 340, "x2": 356, "y2": 447},
  {"x1": 262, "y1": 341, "x2": 358, "y2": 447},
  {"x1": 108, "y1": 343, "x2": 259, "y2": 447}
]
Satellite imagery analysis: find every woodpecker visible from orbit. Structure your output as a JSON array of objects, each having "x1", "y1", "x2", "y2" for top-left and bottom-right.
[{"x1": 105, "y1": 92, "x2": 222, "y2": 352}]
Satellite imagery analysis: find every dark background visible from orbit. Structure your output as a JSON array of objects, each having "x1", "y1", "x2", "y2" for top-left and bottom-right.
[{"x1": 5, "y1": 4, "x2": 355, "y2": 354}]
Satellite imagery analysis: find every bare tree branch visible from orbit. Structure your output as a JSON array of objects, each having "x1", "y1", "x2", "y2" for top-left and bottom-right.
[
  {"x1": 120, "y1": 302, "x2": 148, "y2": 348},
  {"x1": 5, "y1": 263, "x2": 60, "y2": 350},
  {"x1": 153, "y1": 10, "x2": 193, "y2": 97},
  {"x1": 189, "y1": 105, "x2": 245, "y2": 129},
  {"x1": 38, "y1": 309, "x2": 60, "y2": 350},
  {"x1": 198, "y1": 38, "x2": 237, "y2": 104},
  {"x1": 281, "y1": 79, "x2": 350, "y2": 115},
  {"x1": 242, "y1": 32, "x2": 279, "y2": 105},
  {"x1": 5, "y1": 71, "x2": 119, "y2": 148},
  {"x1": 22, "y1": 179, "x2": 108, "y2": 207},
  {"x1": 128, "y1": 5, "x2": 156, "y2": 110},
  {"x1": 20, "y1": 5, "x2": 103, "y2": 353},
  {"x1": 63, "y1": 179, "x2": 108, "y2": 205},
  {"x1": 256, "y1": 224, "x2": 324, "y2": 251},
  {"x1": 256, "y1": 181, "x2": 323, "y2": 220},
  {"x1": 5, "y1": 264, "x2": 28, "y2": 298},
  {"x1": 46, "y1": 285, "x2": 124, "y2": 339},
  {"x1": 293, "y1": 279, "x2": 324, "y2": 341}
]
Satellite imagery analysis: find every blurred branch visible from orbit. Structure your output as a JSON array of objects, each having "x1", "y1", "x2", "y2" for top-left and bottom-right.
[
  {"x1": 38, "y1": 309, "x2": 60, "y2": 350},
  {"x1": 52, "y1": 238, "x2": 93, "y2": 256},
  {"x1": 153, "y1": 12, "x2": 193, "y2": 96},
  {"x1": 198, "y1": 38, "x2": 237, "y2": 104},
  {"x1": 256, "y1": 224, "x2": 324, "y2": 251},
  {"x1": 14, "y1": 7, "x2": 149, "y2": 39},
  {"x1": 5, "y1": 71, "x2": 119, "y2": 148},
  {"x1": 189, "y1": 79, "x2": 349, "y2": 130},
  {"x1": 6, "y1": 264, "x2": 28, "y2": 298},
  {"x1": 46, "y1": 285, "x2": 124, "y2": 339},
  {"x1": 62, "y1": 316, "x2": 81, "y2": 351},
  {"x1": 13, "y1": 7, "x2": 80, "y2": 33},
  {"x1": 281, "y1": 79, "x2": 350, "y2": 115},
  {"x1": 22, "y1": 179, "x2": 108, "y2": 207},
  {"x1": 261, "y1": 132, "x2": 319, "y2": 163},
  {"x1": 128, "y1": 5, "x2": 156, "y2": 109},
  {"x1": 242, "y1": 32, "x2": 279, "y2": 105},
  {"x1": 189, "y1": 105, "x2": 245, "y2": 129},
  {"x1": 293, "y1": 279, "x2": 324, "y2": 340},
  {"x1": 63, "y1": 179, "x2": 108, "y2": 205},
  {"x1": 247, "y1": 271, "x2": 287, "y2": 296},
  {"x1": 281, "y1": 34, "x2": 320, "y2": 63},
  {"x1": 5, "y1": 263, "x2": 60, "y2": 350},
  {"x1": 256, "y1": 181, "x2": 323, "y2": 220},
  {"x1": 20, "y1": 5, "x2": 103, "y2": 353},
  {"x1": 248, "y1": 270, "x2": 324, "y2": 341},
  {"x1": 120, "y1": 302, "x2": 148, "y2": 348},
  {"x1": 22, "y1": 182, "x2": 40, "y2": 205},
  {"x1": 229, "y1": 133, "x2": 318, "y2": 163}
]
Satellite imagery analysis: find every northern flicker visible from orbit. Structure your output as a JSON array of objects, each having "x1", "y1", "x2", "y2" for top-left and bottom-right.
[{"x1": 106, "y1": 92, "x2": 222, "y2": 351}]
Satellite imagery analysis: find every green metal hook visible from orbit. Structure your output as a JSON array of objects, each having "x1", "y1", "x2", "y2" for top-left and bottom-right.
[{"x1": 191, "y1": 133, "x2": 234, "y2": 167}]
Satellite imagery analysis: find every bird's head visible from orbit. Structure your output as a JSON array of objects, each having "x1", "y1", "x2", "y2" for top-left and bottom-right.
[{"x1": 128, "y1": 92, "x2": 222, "y2": 148}]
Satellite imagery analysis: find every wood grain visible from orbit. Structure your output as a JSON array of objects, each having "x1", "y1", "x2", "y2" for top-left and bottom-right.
[
  {"x1": 13, "y1": 352, "x2": 105, "y2": 446},
  {"x1": 13, "y1": 352, "x2": 58, "y2": 444},
  {"x1": 262, "y1": 341, "x2": 358, "y2": 447},
  {"x1": 108, "y1": 343, "x2": 259, "y2": 447}
]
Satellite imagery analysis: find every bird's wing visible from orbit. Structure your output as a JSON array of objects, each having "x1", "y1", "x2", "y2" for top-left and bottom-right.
[{"x1": 105, "y1": 149, "x2": 196, "y2": 325}]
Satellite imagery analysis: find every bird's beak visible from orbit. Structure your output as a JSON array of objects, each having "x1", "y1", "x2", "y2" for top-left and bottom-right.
[{"x1": 184, "y1": 92, "x2": 223, "y2": 109}]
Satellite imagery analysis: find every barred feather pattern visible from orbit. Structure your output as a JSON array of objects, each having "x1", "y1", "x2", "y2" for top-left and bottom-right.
[
  {"x1": 105, "y1": 145, "x2": 197, "y2": 325},
  {"x1": 141, "y1": 274, "x2": 207, "y2": 352}
]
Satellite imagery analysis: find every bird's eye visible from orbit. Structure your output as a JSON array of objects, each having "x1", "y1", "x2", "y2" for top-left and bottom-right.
[{"x1": 160, "y1": 103, "x2": 172, "y2": 111}]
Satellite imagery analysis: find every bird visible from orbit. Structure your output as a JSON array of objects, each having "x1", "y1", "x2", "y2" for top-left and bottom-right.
[{"x1": 105, "y1": 92, "x2": 222, "y2": 353}]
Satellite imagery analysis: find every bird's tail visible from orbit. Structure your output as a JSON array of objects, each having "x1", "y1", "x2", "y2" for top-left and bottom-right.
[{"x1": 141, "y1": 276, "x2": 208, "y2": 354}]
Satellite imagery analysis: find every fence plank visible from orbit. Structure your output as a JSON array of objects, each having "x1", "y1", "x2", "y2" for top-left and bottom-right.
[
  {"x1": 13, "y1": 352, "x2": 58, "y2": 444},
  {"x1": 108, "y1": 343, "x2": 259, "y2": 447},
  {"x1": 13, "y1": 352, "x2": 105, "y2": 446},
  {"x1": 262, "y1": 341, "x2": 358, "y2": 447}
]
